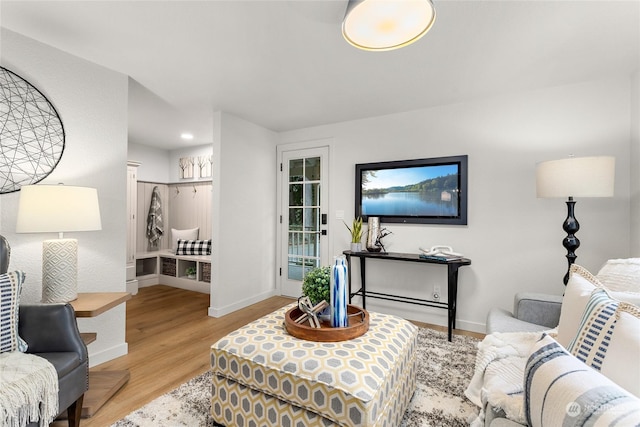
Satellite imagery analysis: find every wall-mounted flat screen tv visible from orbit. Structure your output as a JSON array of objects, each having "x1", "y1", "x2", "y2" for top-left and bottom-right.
[{"x1": 355, "y1": 155, "x2": 468, "y2": 225}]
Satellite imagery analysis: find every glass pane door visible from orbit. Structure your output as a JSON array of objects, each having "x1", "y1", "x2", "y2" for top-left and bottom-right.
[{"x1": 280, "y1": 147, "x2": 328, "y2": 297}]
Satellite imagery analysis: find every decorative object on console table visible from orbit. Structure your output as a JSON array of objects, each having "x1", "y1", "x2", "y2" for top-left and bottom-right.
[
  {"x1": 536, "y1": 156, "x2": 615, "y2": 285},
  {"x1": 16, "y1": 184, "x2": 102, "y2": 303},
  {"x1": 0, "y1": 67, "x2": 65, "y2": 194},
  {"x1": 366, "y1": 216, "x2": 392, "y2": 253},
  {"x1": 330, "y1": 255, "x2": 349, "y2": 327},
  {"x1": 343, "y1": 216, "x2": 363, "y2": 252},
  {"x1": 366, "y1": 216, "x2": 381, "y2": 252}
]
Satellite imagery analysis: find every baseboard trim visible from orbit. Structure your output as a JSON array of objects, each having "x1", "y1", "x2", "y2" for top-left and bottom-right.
[
  {"x1": 208, "y1": 289, "x2": 278, "y2": 318},
  {"x1": 359, "y1": 298, "x2": 486, "y2": 334},
  {"x1": 88, "y1": 342, "x2": 129, "y2": 368}
]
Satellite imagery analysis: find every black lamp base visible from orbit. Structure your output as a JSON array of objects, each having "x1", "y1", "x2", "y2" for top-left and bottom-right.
[{"x1": 562, "y1": 196, "x2": 580, "y2": 285}]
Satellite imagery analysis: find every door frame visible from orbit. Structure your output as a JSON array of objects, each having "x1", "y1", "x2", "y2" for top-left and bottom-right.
[{"x1": 276, "y1": 139, "x2": 333, "y2": 297}]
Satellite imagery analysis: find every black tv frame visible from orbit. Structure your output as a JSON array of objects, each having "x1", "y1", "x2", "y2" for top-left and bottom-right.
[{"x1": 354, "y1": 155, "x2": 468, "y2": 225}]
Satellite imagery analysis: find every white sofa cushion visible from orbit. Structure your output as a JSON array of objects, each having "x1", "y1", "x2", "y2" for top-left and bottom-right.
[
  {"x1": 556, "y1": 264, "x2": 640, "y2": 348},
  {"x1": 524, "y1": 333, "x2": 640, "y2": 427},
  {"x1": 567, "y1": 288, "x2": 640, "y2": 397},
  {"x1": 596, "y1": 257, "x2": 640, "y2": 293}
]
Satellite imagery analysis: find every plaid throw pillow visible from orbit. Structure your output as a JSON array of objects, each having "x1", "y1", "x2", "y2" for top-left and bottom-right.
[
  {"x1": 176, "y1": 239, "x2": 211, "y2": 256},
  {"x1": 0, "y1": 270, "x2": 28, "y2": 353}
]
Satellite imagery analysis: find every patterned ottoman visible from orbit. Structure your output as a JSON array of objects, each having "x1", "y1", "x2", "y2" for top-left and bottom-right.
[{"x1": 210, "y1": 304, "x2": 418, "y2": 427}]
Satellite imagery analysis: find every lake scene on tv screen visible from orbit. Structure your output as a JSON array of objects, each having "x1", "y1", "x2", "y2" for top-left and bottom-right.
[{"x1": 361, "y1": 164, "x2": 459, "y2": 217}]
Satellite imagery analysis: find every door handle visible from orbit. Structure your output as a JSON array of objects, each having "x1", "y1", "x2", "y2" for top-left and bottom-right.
[{"x1": 321, "y1": 230, "x2": 327, "y2": 236}]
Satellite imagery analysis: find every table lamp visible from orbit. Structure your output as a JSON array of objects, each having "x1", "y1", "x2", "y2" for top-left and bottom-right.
[
  {"x1": 535, "y1": 156, "x2": 615, "y2": 285},
  {"x1": 16, "y1": 184, "x2": 102, "y2": 302}
]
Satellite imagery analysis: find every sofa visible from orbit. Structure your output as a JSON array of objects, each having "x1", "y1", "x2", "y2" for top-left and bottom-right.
[
  {"x1": 466, "y1": 260, "x2": 640, "y2": 426},
  {"x1": 486, "y1": 293, "x2": 562, "y2": 334},
  {"x1": 0, "y1": 235, "x2": 88, "y2": 427}
]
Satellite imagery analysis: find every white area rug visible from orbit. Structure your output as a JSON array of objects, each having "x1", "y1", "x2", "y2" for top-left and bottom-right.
[{"x1": 113, "y1": 327, "x2": 480, "y2": 427}]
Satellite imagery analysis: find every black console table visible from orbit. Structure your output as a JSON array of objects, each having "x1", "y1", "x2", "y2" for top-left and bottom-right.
[{"x1": 343, "y1": 250, "x2": 472, "y2": 341}]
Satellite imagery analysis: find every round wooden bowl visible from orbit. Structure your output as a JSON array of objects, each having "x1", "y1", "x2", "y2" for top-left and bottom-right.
[{"x1": 284, "y1": 304, "x2": 369, "y2": 342}]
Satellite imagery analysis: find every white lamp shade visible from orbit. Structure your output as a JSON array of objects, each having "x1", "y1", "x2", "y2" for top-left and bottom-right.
[
  {"x1": 16, "y1": 184, "x2": 102, "y2": 233},
  {"x1": 536, "y1": 156, "x2": 615, "y2": 198},
  {"x1": 342, "y1": 0, "x2": 436, "y2": 51}
]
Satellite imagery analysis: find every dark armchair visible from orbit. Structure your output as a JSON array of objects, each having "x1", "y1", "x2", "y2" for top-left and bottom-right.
[{"x1": 1, "y1": 235, "x2": 88, "y2": 427}]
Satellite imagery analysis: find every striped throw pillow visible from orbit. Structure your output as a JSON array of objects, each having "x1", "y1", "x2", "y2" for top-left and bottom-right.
[
  {"x1": 176, "y1": 239, "x2": 211, "y2": 256},
  {"x1": 567, "y1": 288, "x2": 640, "y2": 397},
  {"x1": 0, "y1": 271, "x2": 28, "y2": 353},
  {"x1": 525, "y1": 333, "x2": 640, "y2": 427}
]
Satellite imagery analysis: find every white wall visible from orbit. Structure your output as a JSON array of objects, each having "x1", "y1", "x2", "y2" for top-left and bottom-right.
[
  {"x1": 630, "y1": 70, "x2": 640, "y2": 256},
  {"x1": 279, "y1": 76, "x2": 633, "y2": 333},
  {"x1": 209, "y1": 112, "x2": 279, "y2": 316},
  {"x1": 0, "y1": 29, "x2": 129, "y2": 366},
  {"x1": 128, "y1": 142, "x2": 170, "y2": 183}
]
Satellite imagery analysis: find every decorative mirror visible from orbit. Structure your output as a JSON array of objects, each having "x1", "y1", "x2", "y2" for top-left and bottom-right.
[{"x1": 0, "y1": 66, "x2": 65, "y2": 194}]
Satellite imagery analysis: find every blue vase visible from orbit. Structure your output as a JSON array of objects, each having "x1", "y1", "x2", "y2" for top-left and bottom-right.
[{"x1": 330, "y1": 255, "x2": 349, "y2": 327}]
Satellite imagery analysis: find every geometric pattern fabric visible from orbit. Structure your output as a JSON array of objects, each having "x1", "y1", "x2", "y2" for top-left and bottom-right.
[
  {"x1": 0, "y1": 67, "x2": 64, "y2": 194},
  {"x1": 41, "y1": 239, "x2": 78, "y2": 303},
  {"x1": 211, "y1": 304, "x2": 418, "y2": 426}
]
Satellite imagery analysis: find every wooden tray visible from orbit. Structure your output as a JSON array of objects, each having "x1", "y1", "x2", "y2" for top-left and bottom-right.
[{"x1": 284, "y1": 304, "x2": 369, "y2": 342}]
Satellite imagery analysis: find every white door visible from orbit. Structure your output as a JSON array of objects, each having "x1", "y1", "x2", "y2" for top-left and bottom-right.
[{"x1": 279, "y1": 147, "x2": 329, "y2": 298}]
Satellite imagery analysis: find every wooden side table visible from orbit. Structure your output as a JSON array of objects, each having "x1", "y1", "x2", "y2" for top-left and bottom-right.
[{"x1": 70, "y1": 292, "x2": 131, "y2": 417}]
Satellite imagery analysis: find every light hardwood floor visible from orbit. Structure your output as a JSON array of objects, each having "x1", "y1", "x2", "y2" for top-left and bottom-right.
[{"x1": 60, "y1": 285, "x2": 483, "y2": 427}]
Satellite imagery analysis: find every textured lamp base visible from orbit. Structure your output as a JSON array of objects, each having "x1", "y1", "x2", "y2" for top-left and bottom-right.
[{"x1": 42, "y1": 238, "x2": 78, "y2": 303}]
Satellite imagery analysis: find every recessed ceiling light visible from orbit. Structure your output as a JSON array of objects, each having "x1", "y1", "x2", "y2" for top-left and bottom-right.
[{"x1": 181, "y1": 133, "x2": 194, "y2": 140}]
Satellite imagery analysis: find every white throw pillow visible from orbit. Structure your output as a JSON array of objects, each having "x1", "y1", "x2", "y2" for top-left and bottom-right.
[
  {"x1": 556, "y1": 265, "x2": 603, "y2": 348},
  {"x1": 171, "y1": 228, "x2": 199, "y2": 252},
  {"x1": 556, "y1": 264, "x2": 640, "y2": 348},
  {"x1": 596, "y1": 258, "x2": 640, "y2": 293}
]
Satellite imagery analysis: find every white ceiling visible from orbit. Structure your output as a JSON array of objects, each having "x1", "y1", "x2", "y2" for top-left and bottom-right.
[{"x1": 1, "y1": 1, "x2": 638, "y2": 150}]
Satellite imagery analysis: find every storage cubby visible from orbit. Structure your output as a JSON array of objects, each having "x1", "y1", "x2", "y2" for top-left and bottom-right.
[
  {"x1": 177, "y1": 259, "x2": 197, "y2": 279},
  {"x1": 136, "y1": 257, "x2": 157, "y2": 276},
  {"x1": 161, "y1": 257, "x2": 177, "y2": 276},
  {"x1": 201, "y1": 262, "x2": 211, "y2": 282},
  {"x1": 135, "y1": 251, "x2": 211, "y2": 293}
]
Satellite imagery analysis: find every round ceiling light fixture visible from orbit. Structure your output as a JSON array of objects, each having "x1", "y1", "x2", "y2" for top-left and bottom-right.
[{"x1": 342, "y1": 0, "x2": 436, "y2": 51}]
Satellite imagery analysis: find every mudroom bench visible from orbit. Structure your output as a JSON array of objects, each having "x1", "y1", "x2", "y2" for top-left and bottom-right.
[{"x1": 134, "y1": 250, "x2": 211, "y2": 293}]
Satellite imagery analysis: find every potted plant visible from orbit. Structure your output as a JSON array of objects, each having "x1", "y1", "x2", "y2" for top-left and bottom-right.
[
  {"x1": 344, "y1": 217, "x2": 364, "y2": 252},
  {"x1": 185, "y1": 266, "x2": 197, "y2": 279},
  {"x1": 301, "y1": 266, "x2": 330, "y2": 305}
]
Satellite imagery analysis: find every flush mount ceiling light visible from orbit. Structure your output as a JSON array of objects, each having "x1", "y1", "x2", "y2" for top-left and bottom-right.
[
  {"x1": 342, "y1": 0, "x2": 436, "y2": 51},
  {"x1": 181, "y1": 133, "x2": 194, "y2": 140}
]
